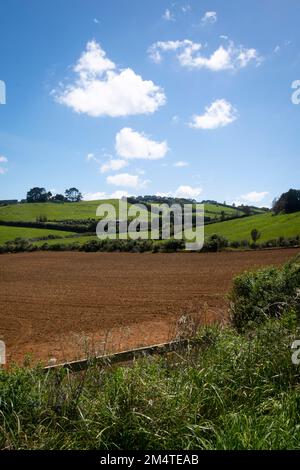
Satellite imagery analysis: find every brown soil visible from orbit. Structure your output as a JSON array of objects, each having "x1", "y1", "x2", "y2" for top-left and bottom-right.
[{"x1": 0, "y1": 249, "x2": 298, "y2": 365}]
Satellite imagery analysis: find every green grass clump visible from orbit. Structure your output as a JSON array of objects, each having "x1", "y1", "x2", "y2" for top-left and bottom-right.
[{"x1": 230, "y1": 258, "x2": 300, "y2": 330}]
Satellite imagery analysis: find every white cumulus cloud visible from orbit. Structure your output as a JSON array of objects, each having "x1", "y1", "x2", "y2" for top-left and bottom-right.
[
  {"x1": 100, "y1": 159, "x2": 128, "y2": 174},
  {"x1": 83, "y1": 190, "x2": 129, "y2": 201},
  {"x1": 155, "y1": 186, "x2": 203, "y2": 200},
  {"x1": 175, "y1": 185, "x2": 203, "y2": 198},
  {"x1": 148, "y1": 39, "x2": 262, "y2": 71},
  {"x1": 189, "y1": 99, "x2": 238, "y2": 130},
  {"x1": 106, "y1": 172, "x2": 149, "y2": 189},
  {"x1": 240, "y1": 191, "x2": 269, "y2": 203},
  {"x1": 115, "y1": 127, "x2": 169, "y2": 160},
  {"x1": 56, "y1": 40, "x2": 166, "y2": 117}
]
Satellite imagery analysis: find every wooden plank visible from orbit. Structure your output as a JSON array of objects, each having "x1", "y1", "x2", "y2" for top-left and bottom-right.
[{"x1": 44, "y1": 338, "x2": 200, "y2": 373}]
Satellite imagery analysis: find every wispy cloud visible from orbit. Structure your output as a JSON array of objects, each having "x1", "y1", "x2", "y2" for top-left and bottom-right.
[
  {"x1": 201, "y1": 11, "x2": 217, "y2": 25},
  {"x1": 0, "y1": 155, "x2": 8, "y2": 175},
  {"x1": 162, "y1": 9, "x2": 175, "y2": 21},
  {"x1": 182, "y1": 4, "x2": 191, "y2": 13},
  {"x1": 174, "y1": 161, "x2": 189, "y2": 167},
  {"x1": 148, "y1": 39, "x2": 263, "y2": 71}
]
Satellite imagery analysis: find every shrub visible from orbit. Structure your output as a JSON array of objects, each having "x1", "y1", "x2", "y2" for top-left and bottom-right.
[
  {"x1": 229, "y1": 258, "x2": 300, "y2": 331},
  {"x1": 2, "y1": 238, "x2": 37, "y2": 253},
  {"x1": 230, "y1": 240, "x2": 241, "y2": 249},
  {"x1": 204, "y1": 234, "x2": 229, "y2": 252},
  {"x1": 158, "y1": 239, "x2": 184, "y2": 252}
]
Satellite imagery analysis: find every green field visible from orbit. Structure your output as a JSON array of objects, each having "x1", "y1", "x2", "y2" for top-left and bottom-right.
[
  {"x1": 0, "y1": 200, "x2": 246, "y2": 223},
  {"x1": 33, "y1": 210, "x2": 300, "y2": 248},
  {"x1": 0, "y1": 200, "x2": 120, "y2": 222},
  {"x1": 0, "y1": 200, "x2": 297, "y2": 247},
  {"x1": 0, "y1": 226, "x2": 76, "y2": 245},
  {"x1": 204, "y1": 211, "x2": 300, "y2": 242}
]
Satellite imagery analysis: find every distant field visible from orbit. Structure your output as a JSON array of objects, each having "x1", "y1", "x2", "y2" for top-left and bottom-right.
[
  {"x1": 0, "y1": 200, "x2": 120, "y2": 222},
  {"x1": 30, "y1": 211, "x2": 300, "y2": 248},
  {"x1": 1, "y1": 200, "x2": 296, "y2": 248},
  {"x1": 0, "y1": 226, "x2": 76, "y2": 245},
  {"x1": 0, "y1": 200, "x2": 245, "y2": 223},
  {"x1": 204, "y1": 203, "x2": 241, "y2": 218},
  {"x1": 204, "y1": 211, "x2": 300, "y2": 242}
]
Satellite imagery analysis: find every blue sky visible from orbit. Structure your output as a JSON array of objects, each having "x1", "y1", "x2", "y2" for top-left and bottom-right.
[{"x1": 0, "y1": 0, "x2": 300, "y2": 206}]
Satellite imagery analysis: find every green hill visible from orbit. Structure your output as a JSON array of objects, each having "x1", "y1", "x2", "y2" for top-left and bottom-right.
[
  {"x1": 205, "y1": 211, "x2": 300, "y2": 242},
  {"x1": 32, "y1": 211, "x2": 300, "y2": 248},
  {"x1": 0, "y1": 200, "x2": 247, "y2": 222},
  {"x1": 1, "y1": 199, "x2": 294, "y2": 249},
  {"x1": 0, "y1": 200, "x2": 120, "y2": 222}
]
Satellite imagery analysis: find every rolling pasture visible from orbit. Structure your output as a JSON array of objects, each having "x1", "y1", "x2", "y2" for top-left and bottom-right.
[
  {"x1": 0, "y1": 200, "x2": 299, "y2": 247},
  {"x1": 204, "y1": 211, "x2": 300, "y2": 242}
]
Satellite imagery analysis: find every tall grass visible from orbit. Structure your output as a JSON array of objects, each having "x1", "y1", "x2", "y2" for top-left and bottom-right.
[{"x1": 1, "y1": 315, "x2": 300, "y2": 450}]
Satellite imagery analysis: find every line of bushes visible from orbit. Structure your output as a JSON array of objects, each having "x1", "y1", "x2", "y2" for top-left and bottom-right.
[
  {"x1": 0, "y1": 220, "x2": 89, "y2": 233},
  {"x1": 1, "y1": 234, "x2": 300, "y2": 254},
  {"x1": 203, "y1": 234, "x2": 300, "y2": 252},
  {"x1": 0, "y1": 238, "x2": 186, "y2": 254}
]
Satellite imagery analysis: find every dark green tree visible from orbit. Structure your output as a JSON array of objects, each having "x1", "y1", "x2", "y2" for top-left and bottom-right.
[
  {"x1": 51, "y1": 193, "x2": 66, "y2": 202},
  {"x1": 272, "y1": 189, "x2": 300, "y2": 214},
  {"x1": 251, "y1": 228, "x2": 261, "y2": 244},
  {"x1": 26, "y1": 187, "x2": 50, "y2": 203},
  {"x1": 65, "y1": 188, "x2": 82, "y2": 202}
]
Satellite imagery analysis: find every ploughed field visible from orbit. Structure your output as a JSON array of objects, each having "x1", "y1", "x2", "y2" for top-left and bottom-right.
[{"x1": 0, "y1": 249, "x2": 298, "y2": 365}]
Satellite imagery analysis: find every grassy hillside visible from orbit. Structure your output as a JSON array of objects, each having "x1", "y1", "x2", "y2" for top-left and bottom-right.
[
  {"x1": 0, "y1": 200, "x2": 120, "y2": 222},
  {"x1": 205, "y1": 211, "x2": 300, "y2": 242},
  {"x1": 0, "y1": 200, "x2": 247, "y2": 223},
  {"x1": 31, "y1": 211, "x2": 300, "y2": 248},
  {"x1": 0, "y1": 226, "x2": 76, "y2": 245},
  {"x1": 2, "y1": 199, "x2": 294, "y2": 248}
]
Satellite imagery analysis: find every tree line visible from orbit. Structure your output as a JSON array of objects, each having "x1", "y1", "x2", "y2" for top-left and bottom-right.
[
  {"x1": 272, "y1": 188, "x2": 300, "y2": 214},
  {"x1": 26, "y1": 187, "x2": 82, "y2": 203}
]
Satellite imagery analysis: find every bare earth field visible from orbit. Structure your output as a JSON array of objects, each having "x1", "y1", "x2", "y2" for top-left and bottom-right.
[{"x1": 0, "y1": 249, "x2": 298, "y2": 365}]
